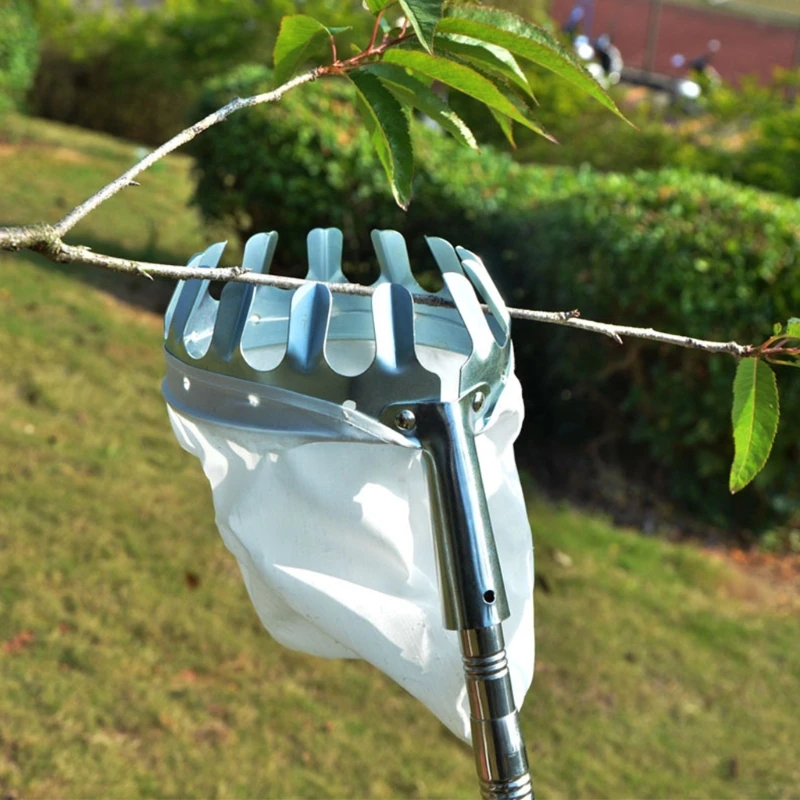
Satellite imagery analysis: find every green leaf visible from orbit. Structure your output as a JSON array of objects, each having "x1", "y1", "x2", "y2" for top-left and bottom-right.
[
  {"x1": 495, "y1": 82, "x2": 554, "y2": 142},
  {"x1": 729, "y1": 358, "x2": 780, "y2": 494},
  {"x1": 435, "y1": 33, "x2": 534, "y2": 98},
  {"x1": 361, "y1": 63, "x2": 478, "y2": 149},
  {"x1": 399, "y1": 0, "x2": 443, "y2": 52},
  {"x1": 382, "y1": 49, "x2": 548, "y2": 137},
  {"x1": 349, "y1": 71, "x2": 414, "y2": 209},
  {"x1": 489, "y1": 109, "x2": 515, "y2": 146},
  {"x1": 273, "y1": 15, "x2": 331, "y2": 84},
  {"x1": 365, "y1": 0, "x2": 393, "y2": 13},
  {"x1": 437, "y1": 4, "x2": 627, "y2": 121},
  {"x1": 785, "y1": 317, "x2": 800, "y2": 338},
  {"x1": 773, "y1": 322, "x2": 783, "y2": 335}
]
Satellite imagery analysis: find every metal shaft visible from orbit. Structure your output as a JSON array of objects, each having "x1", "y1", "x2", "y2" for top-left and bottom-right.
[
  {"x1": 412, "y1": 399, "x2": 534, "y2": 800},
  {"x1": 461, "y1": 626, "x2": 532, "y2": 800}
]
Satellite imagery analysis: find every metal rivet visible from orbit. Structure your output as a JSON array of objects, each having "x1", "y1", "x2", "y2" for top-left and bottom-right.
[
  {"x1": 394, "y1": 409, "x2": 416, "y2": 431},
  {"x1": 472, "y1": 391, "x2": 485, "y2": 412}
]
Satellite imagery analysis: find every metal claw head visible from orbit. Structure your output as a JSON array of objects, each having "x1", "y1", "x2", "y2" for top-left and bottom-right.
[{"x1": 163, "y1": 228, "x2": 513, "y2": 431}]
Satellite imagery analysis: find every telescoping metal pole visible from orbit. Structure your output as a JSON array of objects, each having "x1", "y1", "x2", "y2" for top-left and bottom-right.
[{"x1": 395, "y1": 396, "x2": 534, "y2": 800}]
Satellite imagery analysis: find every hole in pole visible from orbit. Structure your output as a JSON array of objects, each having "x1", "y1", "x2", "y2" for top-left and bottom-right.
[{"x1": 483, "y1": 590, "x2": 495, "y2": 604}]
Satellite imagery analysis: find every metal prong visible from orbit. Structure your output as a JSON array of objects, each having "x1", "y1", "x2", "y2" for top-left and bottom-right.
[
  {"x1": 243, "y1": 232, "x2": 291, "y2": 355},
  {"x1": 372, "y1": 283, "x2": 417, "y2": 371},
  {"x1": 426, "y1": 236, "x2": 464, "y2": 278},
  {"x1": 286, "y1": 283, "x2": 332, "y2": 373},
  {"x1": 442, "y1": 272, "x2": 495, "y2": 362},
  {"x1": 456, "y1": 247, "x2": 511, "y2": 345},
  {"x1": 307, "y1": 228, "x2": 346, "y2": 283},
  {"x1": 165, "y1": 241, "x2": 227, "y2": 356},
  {"x1": 164, "y1": 249, "x2": 205, "y2": 338},
  {"x1": 210, "y1": 282, "x2": 255, "y2": 363},
  {"x1": 243, "y1": 231, "x2": 279, "y2": 274},
  {"x1": 372, "y1": 229, "x2": 425, "y2": 292}
]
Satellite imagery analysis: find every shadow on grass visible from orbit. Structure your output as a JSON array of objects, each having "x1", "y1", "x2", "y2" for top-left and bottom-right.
[{"x1": 9, "y1": 232, "x2": 187, "y2": 317}]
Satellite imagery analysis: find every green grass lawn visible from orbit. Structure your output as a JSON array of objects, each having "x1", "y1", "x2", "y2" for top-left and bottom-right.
[{"x1": 1, "y1": 114, "x2": 799, "y2": 798}]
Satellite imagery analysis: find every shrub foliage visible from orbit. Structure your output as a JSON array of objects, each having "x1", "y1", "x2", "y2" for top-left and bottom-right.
[
  {"x1": 28, "y1": 0, "x2": 369, "y2": 144},
  {"x1": 0, "y1": 0, "x2": 39, "y2": 113}
]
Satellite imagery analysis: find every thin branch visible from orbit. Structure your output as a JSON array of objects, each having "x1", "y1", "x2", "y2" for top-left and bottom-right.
[
  {"x1": 49, "y1": 22, "x2": 416, "y2": 236},
  {"x1": 1, "y1": 234, "x2": 753, "y2": 358},
  {"x1": 367, "y1": 10, "x2": 384, "y2": 52},
  {"x1": 52, "y1": 69, "x2": 322, "y2": 238},
  {"x1": 534, "y1": 314, "x2": 752, "y2": 356},
  {"x1": 0, "y1": 35, "x2": 755, "y2": 362}
]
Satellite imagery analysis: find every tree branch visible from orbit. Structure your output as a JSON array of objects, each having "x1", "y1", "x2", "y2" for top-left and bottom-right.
[
  {"x1": 51, "y1": 69, "x2": 322, "y2": 237},
  {"x1": 0, "y1": 232, "x2": 754, "y2": 358},
  {"x1": 27, "y1": 25, "x2": 417, "y2": 240}
]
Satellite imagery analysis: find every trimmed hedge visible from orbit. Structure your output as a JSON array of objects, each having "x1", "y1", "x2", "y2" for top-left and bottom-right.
[
  {"x1": 499, "y1": 169, "x2": 800, "y2": 530},
  {"x1": 29, "y1": 1, "x2": 369, "y2": 145},
  {"x1": 30, "y1": 1, "x2": 282, "y2": 144},
  {"x1": 191, "y1": 68, "x2": 800, "y2": 534}
]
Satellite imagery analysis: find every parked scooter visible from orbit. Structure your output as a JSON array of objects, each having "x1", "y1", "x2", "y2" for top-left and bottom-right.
[
  {"x1": 670, "y1": 39, "x2": 722, "y2": 103},
  {"x1": 563, "y1": 2, "x2": 623, "y2": 89},
  {"x1": 571, "y1": 32, "x2": 623, "y2": 89}
]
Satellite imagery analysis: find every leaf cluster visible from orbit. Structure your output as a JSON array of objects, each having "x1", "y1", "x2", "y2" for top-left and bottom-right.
[
  {"x1": 272, "y1": 1, "x2": 624, "y2": 207},
  {"x1": 0, "y1": 0, "x2": 39, "y2": 112}
]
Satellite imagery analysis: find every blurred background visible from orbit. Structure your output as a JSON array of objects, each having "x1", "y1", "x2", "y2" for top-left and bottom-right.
[{"x1": 1, "y1": 0, "x2": 799, "y2": 797}]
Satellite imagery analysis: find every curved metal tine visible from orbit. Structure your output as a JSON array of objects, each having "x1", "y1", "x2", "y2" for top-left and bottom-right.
[
  {"x1": 372, "y1": 283, "x2": 417, "y2": 372},
  {"x1": 358, "y1": 282, "x2": 440, "y2": 416},
  {"x1": 242, "y1": 231, "x2": 290, "y2": 337},
  {"x1": 285, "y1": 283, "x2": 332, "y2": 374},
  {"x1": 164, "y1": 250, "x2": 203, "y2": 338},
  {"x1": 400, "y1": 235, "x2": 471, "y2": 356},
  {"x1": 164, "y1": 241, "x2": 227, "y2": 355},
  {"x1": 209, "y1": 281, "x2": 256, "y2": 364},
  {"x1": 456, "y1": 246, "x2": 511, "y2": 346},
  {"x1": 425, "y1": 236, "x2": 463, "y2": 300},
  {"x1": 307, "y1": 228, "x2": 346, "y2": 283},
  {"x1": 442, "y1": 272, "x2": 496, "y2": 364},
  {"x1": 243, "y1": 231, "x2": 279, "y2": 275},
  {"x1": 241, "y1": 231, "x2": 281, "y2": 336},
  {"x1": 371, "y1": 229, "x2": 426, "y2": 293}
]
